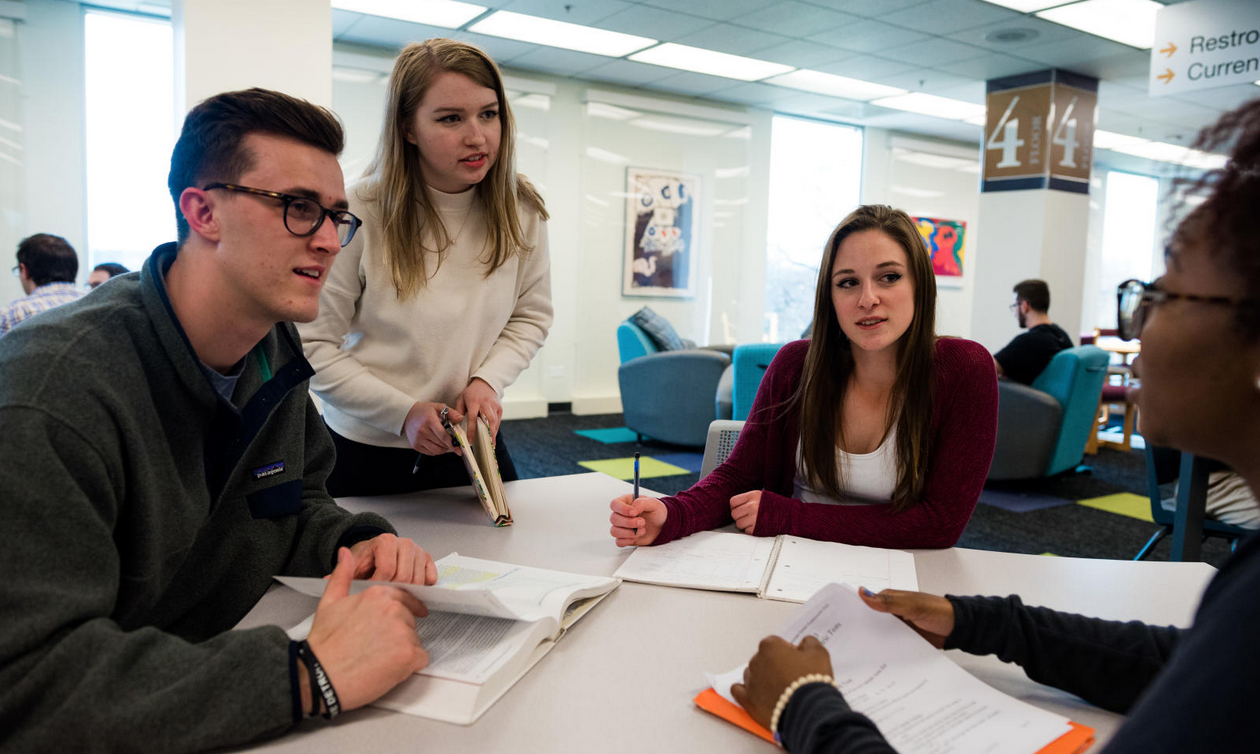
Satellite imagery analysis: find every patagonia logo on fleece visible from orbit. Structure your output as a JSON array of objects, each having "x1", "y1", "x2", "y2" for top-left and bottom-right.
[{"x1": 252, "y1": 461, "x2": 286, "y2": 480}]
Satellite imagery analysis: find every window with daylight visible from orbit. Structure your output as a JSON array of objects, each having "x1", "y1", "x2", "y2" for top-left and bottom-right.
[
  {"x1": 1097, "y1": 170, "x2": 1160, "y2": 330},
  {"x1": 84, "y1": 10, "x2": 177, "y2": 273},
  {"x1": 764, "y1": 116, "x2": 863, "y2": 342}
]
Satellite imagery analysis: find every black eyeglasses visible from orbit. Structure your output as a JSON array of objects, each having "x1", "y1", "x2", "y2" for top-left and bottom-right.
[
  {"x1": 203, "y1": 183, "x2": 362, "y2": 247},
  {"x1": 1116, "y1": 278, "x2": 1259, "y2": 341}
]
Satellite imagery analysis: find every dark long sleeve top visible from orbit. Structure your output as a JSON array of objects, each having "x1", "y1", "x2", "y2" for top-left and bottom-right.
[
  {"x1": 779, "y1": 530, "x2": 1260, "y2": 753},
  {"x1": 655, "y1": 338, "x2": 999, "y2": 549}
]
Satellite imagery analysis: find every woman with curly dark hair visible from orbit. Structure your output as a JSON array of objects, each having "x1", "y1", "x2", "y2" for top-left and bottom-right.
[{"x1": 730, "y1": 98, "x2": 1260, "y2": 753}]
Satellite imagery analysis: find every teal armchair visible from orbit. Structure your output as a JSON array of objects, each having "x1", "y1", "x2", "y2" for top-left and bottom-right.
[{"x1": 988, "y1": 346, "x2": 1109, "y2": 480}]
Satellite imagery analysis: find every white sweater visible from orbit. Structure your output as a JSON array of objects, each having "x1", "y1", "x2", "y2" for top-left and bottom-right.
[{"x1": 299, "y1": 181, "x2": 552, "y2": 448}]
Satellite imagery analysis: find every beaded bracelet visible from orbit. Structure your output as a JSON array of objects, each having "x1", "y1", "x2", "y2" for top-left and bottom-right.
[
  {"x1": 296, "y1": 640, "x2": 341, "y2": 720},
  {"x1": 769, "y1": 673, "x2": 835, "y2": 747}
]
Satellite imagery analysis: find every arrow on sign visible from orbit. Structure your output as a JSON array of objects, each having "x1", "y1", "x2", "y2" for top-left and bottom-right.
[
  {"x1": 1157, "y1": 68, "x2": 1175, "y2": 84},
  {"x1": 1160, "y1": 42, "x2": 1177, "y2": 57}
]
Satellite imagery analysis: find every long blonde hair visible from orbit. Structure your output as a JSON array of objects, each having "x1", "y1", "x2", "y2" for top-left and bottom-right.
[
  {"x1": 364, "y1": 38, "x2": 548, "y2": 299},
  {"x1": 793, "y1": 205, "x2": 938, "y2": 512}
]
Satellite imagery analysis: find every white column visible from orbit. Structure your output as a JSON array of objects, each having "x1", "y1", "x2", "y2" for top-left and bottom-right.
[{"x1": 172, "y1": 0, "x2": 332, "y2": 114}]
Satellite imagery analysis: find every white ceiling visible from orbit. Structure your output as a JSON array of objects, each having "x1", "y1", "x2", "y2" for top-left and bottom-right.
[{"x1": 114, "y1": 0, "x2": 1260, "y2": 153}]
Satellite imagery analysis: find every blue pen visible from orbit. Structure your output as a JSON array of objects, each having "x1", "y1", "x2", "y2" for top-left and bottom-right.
[{"x1": 632, "y1": 452, "x2": 641, "y2": 537}]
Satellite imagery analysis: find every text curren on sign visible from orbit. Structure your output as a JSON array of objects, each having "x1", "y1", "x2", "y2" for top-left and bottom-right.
[{"x1": 1151, "y1": 0, "x2": 1260, "y2": 97}]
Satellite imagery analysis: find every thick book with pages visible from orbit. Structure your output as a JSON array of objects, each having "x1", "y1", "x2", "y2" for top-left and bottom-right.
[
  {"x1": 444, "y1": 413, "x2": 512, "y2": 526},
  {"x1": 278, "y1": 553, "x2": 619, "y2": 724},
  {"x1": 613, "y1": 530, "x2": 917, "y2": 602}
]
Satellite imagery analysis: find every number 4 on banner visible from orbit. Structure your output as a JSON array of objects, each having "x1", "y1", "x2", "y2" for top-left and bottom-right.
[
  {"x1": 1052, "y1": 96, "x2": 1080, "y2": 169},
  {"x1": 987, "y1": 95, "x2": 1024, "y2": 169}
]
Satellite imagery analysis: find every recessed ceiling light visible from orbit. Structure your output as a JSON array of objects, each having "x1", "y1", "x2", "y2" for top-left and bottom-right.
[
  {"x1": 471, "y1": 11, "x2": 656, "y2": 57},
  {"x1": 331, "y1": 0, "x2": 486, "y2": 29},
  {"x1": 629, "y1": 43, "x2": 794, "y2": 82},
  {"x1": 869, "y1": 92, "x2": 987, "y2": 122},
  {"x1": 763, "y1": 69, "x2": 905, "y2": 101},
  {"x1": 983, "y1": 28, "x2": 1041, "y2": 44},
  {"x1": 1035, "y1": 0, "x2": 1161, "y2": 49},
  {"x1": 977, "y1": 0, "x2": 1071, "y2": 10}
]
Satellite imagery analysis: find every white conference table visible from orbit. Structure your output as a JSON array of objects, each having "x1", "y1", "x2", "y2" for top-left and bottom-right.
[{"x1": 238, "y1": 472, "x2": 1216, "y2": 752}]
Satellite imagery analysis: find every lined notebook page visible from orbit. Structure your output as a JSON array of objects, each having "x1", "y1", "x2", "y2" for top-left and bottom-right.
[
  {"x1": 613, "y1": 531, "x2": 776, "y2": 592},
  {"x1": 763, "y1": 537, "x2": 918, "y2": 603}
]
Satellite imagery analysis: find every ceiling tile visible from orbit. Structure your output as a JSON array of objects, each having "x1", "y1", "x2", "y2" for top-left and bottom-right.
[
  {"x1": 715, "y1": 81, "x2": 807, "y2": 105},
  {"x1": 590, "y1": 5, "x2": 715, "y2": 42},
  {"x1": 1169, "y1": 84, "x2": 1259, "y2": 112},
  {"x1": 635, "y1": 0, "x2": 768, "y2": 22},
  {"x1": 647, "y1": 71, "x2": 745, "y2": 97},
  {"x1": 332, "y1": 9, "x2": 361, "y2": 38},
  {"x1": 814, "y1": 54, "x2": 919, "y2": 80},
  {"x1": 730, "y1": 2, "x2": 860, "y2": 38},
  {"x1": 877, "y1": 37, "x2": 990, "y2": 67},
  {"x1": 773, "y1": 91, "x2": 869, "y2": 119},
  {"x1": 506, "y1": 46, "x2": 615, "y2": 77},
  {"x1": 749, "y1": 40, "x2": 856, "y2": 68},
  {"x1": 932, "y1": 81, "x2": 987, "y2": 104},
  {"x1": 877, "y1": 0, "x2": 1021, "y2": 34},
  {"x1": 455, "y1": 31, "x2": 542, "y2": 63},
  {"x1": 807, "y1": 19, "x2": 929, "y2": 54},
  {"x1": 809, "y1": 0, "x2": 932, "y2": 18},
  {"x1": 500, "y1": 0, "x2": 634, "y2": 25},
  {"x1": 674, "y1": 23, "x2": 793, "y2": 56},
  {"x1": 1015, "y1": 35, "x2": 1134, "y2": 68},
  {"x1": 336, "y1": 17, "x2": 459, "y2": 51},
  {"x1": 936, "y1": 53, "x2": 1041, "y2": 80},
  {"x1": 578, "y1": 58, "x2": 681, "y2": 87},
  {"x1": 873, "y1": 67, "x2": 979, "y2": 94}
]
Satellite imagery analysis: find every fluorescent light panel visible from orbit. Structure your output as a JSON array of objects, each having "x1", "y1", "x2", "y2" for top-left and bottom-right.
[
  {"x1": 629, "y1": 43, "x2": 793, "y2": 82},
  {"x1": 978, "y1": 0, "x2": 1072, "y2": 10},
  {"x1": 763, "y1": 69, "x2": 905, "y2": 101},
  {"x1": 471, "y1": 11, "x2": 656, "y2": 57},
  {"x1": 1035, "y1": 0, "x2": 1161, "y2": 50},
  {"x1": 331, "y1": 0, "x2": 486, "y2": 29},
  {"x1": 870, "y1": 92, "x2": 986, "y2": 121},
  {"x1": 1094, "y1": 130, "x2": 1228, "y2": 169}
]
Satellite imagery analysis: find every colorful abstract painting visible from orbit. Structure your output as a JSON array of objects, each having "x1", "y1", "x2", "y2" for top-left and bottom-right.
[
  {"x1": 913, "y1": 217, "x2": 966, "y2": 283},
  {"x1": 623, "y1": 167, "x2": 700, "y2": 298}
]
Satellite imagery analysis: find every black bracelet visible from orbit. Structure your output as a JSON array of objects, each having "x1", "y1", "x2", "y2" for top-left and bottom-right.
[{"x1": 296, "y1": 640, "x2": 341, "y2": 720}]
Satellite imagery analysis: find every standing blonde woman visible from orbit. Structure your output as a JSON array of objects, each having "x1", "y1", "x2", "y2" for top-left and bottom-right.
[{"x1": 301, "y1": 39, "x2": 551, "y2": 496}]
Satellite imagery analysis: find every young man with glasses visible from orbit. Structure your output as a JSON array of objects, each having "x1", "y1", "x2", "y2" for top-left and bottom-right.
[
  {"x1": 1, "y1": 233, "x2": 84, "y2": 335},
  {"x1": 0, "y1": 89, "x2": 439, "y2": 751},
  {"x1": 992, "y1": 278, "x2": 1074, "y2": 385}
]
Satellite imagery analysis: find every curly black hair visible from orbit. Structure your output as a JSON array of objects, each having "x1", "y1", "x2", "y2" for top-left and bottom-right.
[{"x1": 1171, "y1": 97, "x2": 1260, "y2": 339}]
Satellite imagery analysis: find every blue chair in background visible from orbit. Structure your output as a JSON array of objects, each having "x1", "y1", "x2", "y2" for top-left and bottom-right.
[
  {"x1": 1136, "y1": 445, "x2": 1247, "y2": 561},
  {"x1": 617, "y1": 317, "x2": 733, "y2": 447},
  {"x1": 987, "y1": 345, "x2": 1109, "y2": 480},
  {"x1": 730, "y1": 342, "x2": 786, "y2": 421}
]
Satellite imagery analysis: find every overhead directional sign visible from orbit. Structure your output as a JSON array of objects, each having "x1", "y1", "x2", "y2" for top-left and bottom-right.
[{"x1": 1150, "y1": 0, "x2": 1260, "y2": 96}]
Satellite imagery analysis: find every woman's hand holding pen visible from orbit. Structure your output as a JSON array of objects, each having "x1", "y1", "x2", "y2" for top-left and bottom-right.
[
  {"x1": 404, "y1": 402, "x2": 463, "y2": 456},
  {"x1": 609, "y1": 494, "x2": 667, "y2": 547},
  {"x1": 455, "y1": 377, "x2": 503, "y2": 440}
]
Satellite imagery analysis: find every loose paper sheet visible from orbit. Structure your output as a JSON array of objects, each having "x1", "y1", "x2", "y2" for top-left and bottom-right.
[{"x1": 707, "y1": 585, "x2": 1073, "y2": 754}]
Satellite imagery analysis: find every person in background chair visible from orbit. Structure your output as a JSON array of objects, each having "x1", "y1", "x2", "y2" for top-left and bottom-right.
[
  {"x1": 993, "y1": 279, "x2": 1073, "y2": 385},
  {"x1": 87, "y1": 261, "x2": 130, "y2": 289},
  {"x1": 0, "y1": 233, "x2": 83, "y2": 336},
  {"x1": 732, "y1": 97, "x2": 1260, "y2": 754},
  {"x1": 0, "y1": 88, "x2": 440, "y2": 753}
]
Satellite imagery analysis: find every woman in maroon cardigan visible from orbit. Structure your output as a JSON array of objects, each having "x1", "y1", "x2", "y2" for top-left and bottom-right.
[{"x1": 609, "y1": 204, "x2": 998, "y2": 549}]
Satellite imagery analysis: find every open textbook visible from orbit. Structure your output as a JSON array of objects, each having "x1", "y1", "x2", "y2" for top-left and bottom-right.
[
  {"x1": 277, "y1": 554, "x2": 619, "y2": 724},
  {"x1": 444, "y1": 414, "x2": 512, "y2": 526},
  {"x1": 696, "y1": 584, "x2": 1095, "y2": 754},
  {"x1": 613, "y1": 531, "x2": 917, "y2": 603}
]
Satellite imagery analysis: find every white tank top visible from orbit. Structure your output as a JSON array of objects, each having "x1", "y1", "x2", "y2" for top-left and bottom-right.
[{"x1": 791, "y1": 427, "x2": 898, "y2": 505}]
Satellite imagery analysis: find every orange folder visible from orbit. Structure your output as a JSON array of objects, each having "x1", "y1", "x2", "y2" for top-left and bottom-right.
[{"x1": 693, "y1": 687, "x2": 1095, "y2": 753}]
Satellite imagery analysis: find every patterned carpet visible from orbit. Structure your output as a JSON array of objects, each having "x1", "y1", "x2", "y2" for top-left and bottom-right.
[{"x1": 502, "y1": 411, "x2": 1238, "y2": 567}]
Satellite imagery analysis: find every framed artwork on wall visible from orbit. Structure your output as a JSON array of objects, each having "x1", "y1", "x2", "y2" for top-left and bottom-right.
[
  {"x1": 913, "y1": 216, "x2": 967, "y2": 288},
  {"x1": 622, "y1": 167, "x2": 700, "y2": 298}
]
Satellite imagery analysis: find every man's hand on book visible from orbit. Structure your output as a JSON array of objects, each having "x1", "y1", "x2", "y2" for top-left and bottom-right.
[
  {"x1": 858, "y1": 588, "x2": 955, "y2": 649},
  {"x1": 729, "y1": 491, "x2": 762, "y2": 534},
  {"x1": 349, "y1": 532, "x2": 439, "y2": 585},
  {"x1": 456, "y1": 377, "x2": 502, "y2": 441},
  {"x1": 609, "y1": 494, "x2": 667, "y2": 547},
  {"x1": 405, "y1": 401, "x2": 463, "y2": 456},
  {"x1": 307, "y1": 547, "x2": 431, "y2": 712},
  {"x1": 730, "y1": 635, "x2": 833, "y2": 730}
]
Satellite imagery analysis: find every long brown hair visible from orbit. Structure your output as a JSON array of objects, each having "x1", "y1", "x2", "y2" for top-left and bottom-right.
[
  {"x1": 793, "y1": 205, "x2": 937, "y2": 512},
  {"x1": 363, "y1": 38, "x2": 548, "y2": 299}
]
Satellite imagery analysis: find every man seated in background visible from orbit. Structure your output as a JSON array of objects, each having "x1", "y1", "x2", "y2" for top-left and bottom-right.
[
  {"x1": 0, "y1": 88, "x2": 438, "y2": 752},
  {"x1": 0, "y1": 233, "x2": 83, "y2": 335},
  {"x1": 87, "y1": 261, "x2": 130, "y2": 288},
  {"x1": 993, "y1": 278, "x2": 1073, "y2": 385}
]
